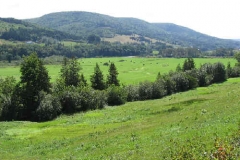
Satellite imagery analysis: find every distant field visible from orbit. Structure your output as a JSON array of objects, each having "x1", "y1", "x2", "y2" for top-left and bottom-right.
[
  {"x1": 0, "y1": 57, "x2": 237, "y2": 84},
  {"x1": 102, "y1": 34, "x2": 159, "y2": 44},
  {"x1": 0, "y1": 39, "x2": 25, "y2": 45},
  {"x1": 0, "y1": 78, "x2": 239, "y2": 159}
]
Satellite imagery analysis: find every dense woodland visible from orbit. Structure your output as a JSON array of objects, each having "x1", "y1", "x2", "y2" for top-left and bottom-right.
[
  {"x1": 0, "y1": 18, "x2": 82, "y2": 41},
  {"x1": 1, "y1": 53, "x2": 240, "y2": 122},
  {"x1": 0, "y1": 41, "x2": 237, "y2": 63}
]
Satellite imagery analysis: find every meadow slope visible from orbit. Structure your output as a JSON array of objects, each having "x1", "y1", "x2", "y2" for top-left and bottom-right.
[{"x1": 0, "y1": 78, "x2": 239, "y2": 159}]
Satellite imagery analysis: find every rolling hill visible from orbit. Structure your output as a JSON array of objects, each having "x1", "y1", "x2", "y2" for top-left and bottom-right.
[
  {"x1": 0, "y1": 17, "x2": 83, "y2": 42},
  {"x1": 26, "y1": 11, "x2": 240, "y2": 51}
]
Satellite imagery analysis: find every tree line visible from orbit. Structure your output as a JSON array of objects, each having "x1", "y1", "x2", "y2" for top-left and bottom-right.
[
  {"x1": 1, "y1": 54, "x2": 240, "y2": 122},
  {"x1": 0, "y1": 42, "x2": 149, "y2": 62},
  {"x1": 2, "y1": 41, "x2": 235, "y2": 64}
]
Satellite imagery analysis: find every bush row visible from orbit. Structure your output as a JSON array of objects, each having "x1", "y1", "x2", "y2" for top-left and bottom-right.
[
  {"x1": 124, "y1": 61, "x2": 233, "y2": 102},
  {"x1": 1, "y1": 61, "x2": 240, "y2": 122}
]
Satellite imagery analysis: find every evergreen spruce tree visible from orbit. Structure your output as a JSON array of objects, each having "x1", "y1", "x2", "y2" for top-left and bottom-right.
[
  {"x1": 183, "y1": 58, "x2": 195, "y2": 71},
  {"x1": 79, "y1": 73, "x2": 87, "y2": 87},
  {"x1": 176, "y1": 63, "x2": 182, "y2": 72},
  {"x1": 90, "y1": 63, "x2": 105, "y2": 90},
  {"x1": 60, "y1": 57, "x2": 81, "y2": 87},
  {"x1": 107, "y1": 63, "x2": 120, "y2": 86}
]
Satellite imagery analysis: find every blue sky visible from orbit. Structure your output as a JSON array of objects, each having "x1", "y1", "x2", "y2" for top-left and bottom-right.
[{"x1": 0, "y1": 0, "x2": 240, "y2": 39}]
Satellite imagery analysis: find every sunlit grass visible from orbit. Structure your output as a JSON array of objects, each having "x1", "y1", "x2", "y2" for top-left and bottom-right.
[
  {"x1": 0, "y1": 57, "x2": 236, "y2": 84},
  {"x1": 0, "y1": 78, "x2": 239, "y2": 159}
]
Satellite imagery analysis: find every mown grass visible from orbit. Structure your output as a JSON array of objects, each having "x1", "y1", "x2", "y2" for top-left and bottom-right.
[
  {"x1": 0, "y1": 78, "x2": 239, "y2": 159},
  {"x1": 0, "y1": 57, "x2": 237, "y2": 84}
]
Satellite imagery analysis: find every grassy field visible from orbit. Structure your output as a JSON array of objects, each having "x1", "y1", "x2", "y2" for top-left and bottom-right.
[
  {"x1": 0, "y1": 78, "x2": 239, "y2": 159},
  {"x1": 0, "y1": 57, "x2": 237, "y2": 84},
  {"x1": 102, "y1": 35, "x2": 158, "y2": 44}
]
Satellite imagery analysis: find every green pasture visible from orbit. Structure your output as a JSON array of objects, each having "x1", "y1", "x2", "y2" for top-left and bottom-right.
[
  {"x1": 0, "y1": 78, "x2": 239, "y2": 159},
  {"x1": 0, "y1": 57, "x2": 237, "y2": 84}
]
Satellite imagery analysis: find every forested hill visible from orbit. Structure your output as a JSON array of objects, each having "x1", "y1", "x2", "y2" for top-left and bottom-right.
[
  {"x1": 26, "y1": 11, "x2": 240, "y2": 51},
  {"x1": 0, "y1": 18, "x2": 82, "y2": 42}
]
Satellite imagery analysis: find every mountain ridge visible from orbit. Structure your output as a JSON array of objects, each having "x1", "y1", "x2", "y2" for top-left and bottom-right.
[{"x1": 25, "y1": 11, "x2": 240, "y2": 51}]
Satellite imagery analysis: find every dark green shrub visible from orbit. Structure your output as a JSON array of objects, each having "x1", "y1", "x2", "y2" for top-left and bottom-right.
[
  {"x1": 0, "y1": 77, "x2": 20, "y2": 121},
  {"x1": 161, "y1": 74, "x2": 175, "y2": 95},
  {"x1": 92, "y1": 90, "x2": 107, "y2": 109},
  {"x1": 0, "y1": 77, "x2": 16, "y2": 96},
  {"x1": 196, "y1": 70, "x2": 210, "y2": 87},
  {"x1": 59, "y1": 86, "x2": 107, "y2": 114},
  {"x1": 200, "y1": 63, "x2": 214, "y2": 75},
  {"x1": 152, "y1": 79, "x2": 167, "y2": 99},
  {"x1": 186, "y1": 75, "x2": 198, "y2": 89},
  {"x1": 171, "y1": 72, "x2": 189, "y2": 92},
  {"x1": 0, "y1": 77, "x2": 15, "y2": 117},
  {"x1": 198, "y1": 63, "x2": 214, "y2": 86},
  {"x1": 107, "y1": 86, "x2": 127, "y2": 106},
  {"x1": 79, "y1": 88, "x2": 107, "y2": 110},
  {"x1": 0, "y1": 95, "x2": 13, "y2": 120},
  {"x1": 138, "y1": 81, "x2": 153, "y2": 100},
  {"x1": 103, "y1": 62, "x2": 109, "y2": 66},
  {"x1": 185, "y1": 69, "x2": 198, "y2": 78},
  {"x1": 124, "y1": 85, "x2": 139, "y2": 102},
  {"x1": 212, "y1": 62, "x2": 227, "y2": 83},
  {"x1": 185, "y1": 69, "x2": 199, "y2": 89},
  {"x1": 229, "y1": 66, "x2": 240, "y2": 77},
  {"x1": 60, "y1": 87, "x2": 82, "y2": 114},
  {"x1": 36, "y1": 92, "x2": 62, "y2": 121}
]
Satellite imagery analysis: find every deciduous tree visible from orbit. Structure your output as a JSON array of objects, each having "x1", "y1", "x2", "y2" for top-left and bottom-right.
[{"x1": 19, "y1": 53, "x2": 51, "y2": 120}]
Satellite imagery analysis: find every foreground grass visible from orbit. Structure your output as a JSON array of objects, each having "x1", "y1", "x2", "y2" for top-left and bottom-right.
[
  {"x1": 0, "y1": 57, "x2": 237, "y2": 84},
  {"x1": 0, "y1": 78, "x2": 239, "y2": 159}
]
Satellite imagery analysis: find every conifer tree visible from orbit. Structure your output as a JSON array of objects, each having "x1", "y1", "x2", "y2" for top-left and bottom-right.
[
  {"x1": 176, "y1": 63, "x2": 182, "y2": 72},
  {"x1": 107, "y1": 62, "x2": 120, "y2": 86},
  {"x1": 79, "y1": 73, "x2": 87, "y2": 87},
  {"x1": 90, "y1": 63, "x2": 105, "y2": 90},
  {"x1": 183, "y1": 58, "x2": 195, "y2": 71},
  {"x1": 60, "y1": 57, "x2": 81, "y2": 87}
]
